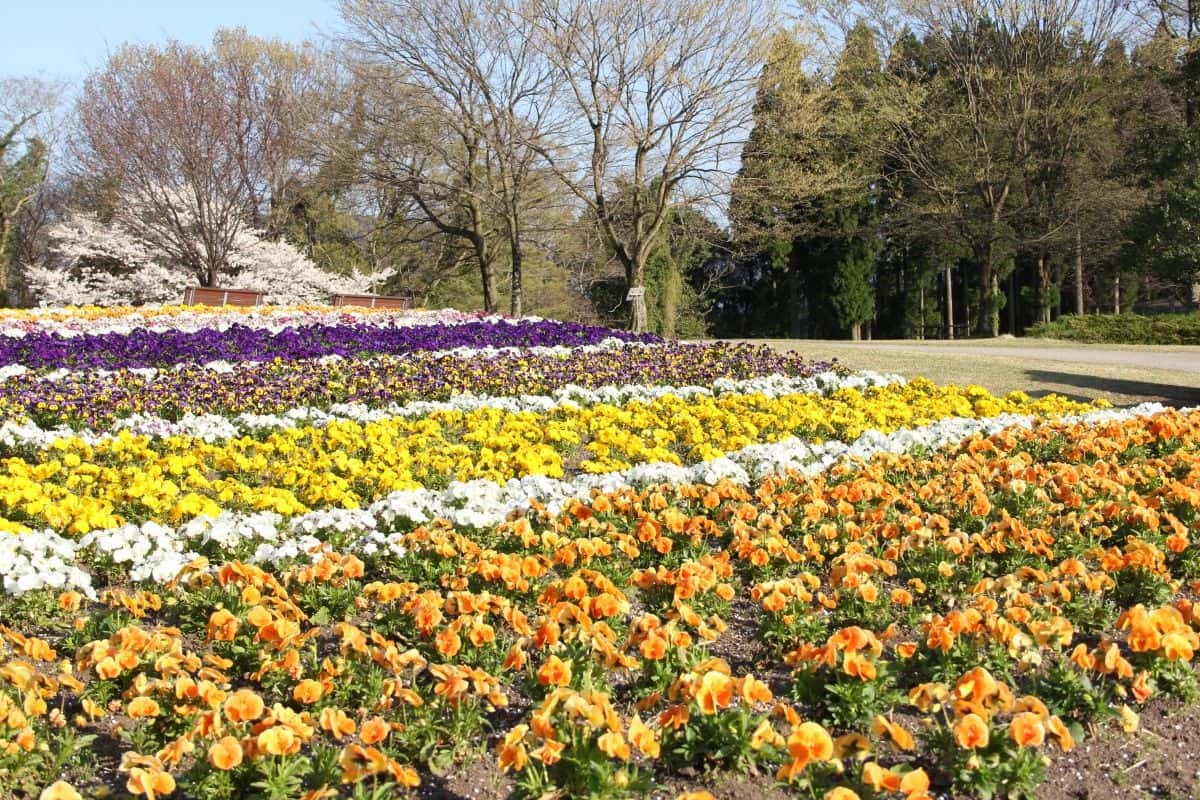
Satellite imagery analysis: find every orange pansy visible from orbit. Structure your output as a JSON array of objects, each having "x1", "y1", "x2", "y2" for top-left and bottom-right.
[
  {"x1": 1009, "y1": 712, "x2": 1045, "y2": 748},
  {"x1": 257, "y1": 724, "x2": 301, "y2": 756},
  {"x1": 639, "y1": 632, "x2": 668, "y2": 661},
  {"x1": 207, "y1": 736, "x2": 244, "y2": 770},
  {"x1": 537, "y1": 655, "x2": 572, "y2": 688},
  {"x1": 694, "y1": 670, "x2": 734, "y2": 715},
  {"x1": 318, "y1": 707, "x2": 356, "y2": 739},
  {"x1": 497, "y1": 724, "x2": 529, "y2": 773},
  {"x1": 825, "y1": 788, "x2": 861, "y2": 800},
  {"x1": 787, "y1": 720, "x2": 835, "y2": 767},
  {"x1": 206, "y1": 609, "x2": 240, "y2": 642},
  {"x1": 628, "y1": 715, "x2": 660, "y2": 758},
  {"x1": 125, "y1": 767, "x2": 176, "y2": 800},
  {"x1": 292, "y1": 679, "x2": 324, "y2": 704},
  {"x1": 597, "y1": 730, "x2": 630, "y2": 761},
  {"x1": 953, "y1": 713, "x2": 989, "y2": 749},
  {"x1": 360, "y1": 716, "x2": 390, "y2": 745},
  {"x1": 39, "y1": 781, "x2": 82, "y2": 800},
  {"x1": 224, "y1": 689, "x2": 265, "y2": 723},
  {"x1": 127, "y1": 697, "x2": 161, "y2": 718}
]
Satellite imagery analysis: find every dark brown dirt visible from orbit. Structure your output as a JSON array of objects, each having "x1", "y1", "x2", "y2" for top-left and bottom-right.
[
  {"x1": 431, "y1": 695, "x2": 1200, "y2": 800},
  {"x1": 418, "y1": 755, "x2": 514, "y2": 799},
  {"x1": 1038, "y1": 698, "x2": 1200, "y2": 800}
]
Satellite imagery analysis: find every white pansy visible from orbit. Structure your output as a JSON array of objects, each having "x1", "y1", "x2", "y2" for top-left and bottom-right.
[
  {"x1": 0, "y1": 529, "x2": 93, "y2": 597},
  {"x1": 0, "y1": 305, "x2": 487, "y2": 338}
]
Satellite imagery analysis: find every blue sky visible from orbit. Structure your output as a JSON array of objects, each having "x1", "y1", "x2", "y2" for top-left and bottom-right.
[{"x1": 2, "y1": 0, "x2": 341, "y2": 79}]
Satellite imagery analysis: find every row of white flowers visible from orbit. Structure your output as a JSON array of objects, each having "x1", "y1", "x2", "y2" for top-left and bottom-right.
[
  {"x1": 0, "y1": 401, "x2": 1171, "y2": 597},
  {"x1": 0, "y1": 305, "x2": 486, "y2": 338},
  {"x1": 0, "y1": 369, "x2": 902, "y2": 448}
]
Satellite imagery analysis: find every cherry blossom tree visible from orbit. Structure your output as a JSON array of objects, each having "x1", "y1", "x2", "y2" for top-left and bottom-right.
[{"x1": 26, "y1": 210, "x2": 388, "y2": 307}]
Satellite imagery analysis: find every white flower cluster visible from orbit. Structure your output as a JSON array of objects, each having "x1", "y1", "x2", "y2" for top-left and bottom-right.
[
  {"x1": 0, "y1": 528, "x2": 95, "y2": 596},
  {"x1": 0, "y1": 401, "x2": 1174, "y2": 596},
  {"x1": 0, "y1": 305, "x2": 486, "y2": 339}
]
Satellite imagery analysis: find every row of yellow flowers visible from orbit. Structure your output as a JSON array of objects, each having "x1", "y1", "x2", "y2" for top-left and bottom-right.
[
  {"x1": 0, "y1": 380, "x2": 1096, "y2": 535},
  {"x1": 1, "y1": 406, "x2": 1197, "y2": 798}
]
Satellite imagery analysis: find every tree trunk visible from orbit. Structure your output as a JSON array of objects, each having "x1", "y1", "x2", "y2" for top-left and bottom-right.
[
  {"x1": 789, "y1": 269, "x2": 806, "y2": 337},
  {"x1": 976, "y1": 256, "x2": 991, "y2": 336},
  {"x1": 1052, "y1": 262, "x2": 1062, "y2": 319},
  {"x1": 944, "y1": 266, "x2": 954, "y2": 340},
  {"x1": 1007, "y1": 271, "x2": 1016, "y2": 334},
  {"x1": 472, "y1": 236, "x2": 497, "y2": 314},
  {"x1": 849, "y1": 321, "x2": 861, "y2": 341},
  {"x1": 509, "y1": 218, "x2": 523, "y2": 318},
  {"x1": 963, "y1": 268, "x2": 971, "y2": 336},
  {"x1": 1038, "y1": 252, "x2": 1051, "y2": 324},
  {"x1": 0, "y1": 217, "x2": 12, "y2": 297},
  {"x1": 662, "y1": 262, "x2": 680, "y2": 338},
  {"x1": 988, "y1": 273, "x2": 1000, "y2": 336},
  {"x1": 1114, "y1": 272, "x2": 1121, "y2": 314},
  {"x1": 918, "y1": 283, "x2": 925, "y2": 340},
  {"x1": 972, "y1": 242, "x2": 1002, "y2": 337},
  {"x1": 627, "y1": 255, "x2": 647, "y2": 333},
  {"x1": 1075, "y1": 225, "x2": 1084, "y2": 315}
]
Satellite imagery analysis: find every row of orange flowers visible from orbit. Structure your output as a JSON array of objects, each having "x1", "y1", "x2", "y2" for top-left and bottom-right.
[{"x1": 1, "y1": 406, "x2": 1198, "y2": 798}]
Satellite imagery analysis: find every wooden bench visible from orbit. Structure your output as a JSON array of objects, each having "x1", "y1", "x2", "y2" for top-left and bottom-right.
[
  {"x1": 332, "y1": 293, "x2": 415, "y2": 310},
  {"x1": 183, "y1": 287, "x2": 267, "y2": 307}
]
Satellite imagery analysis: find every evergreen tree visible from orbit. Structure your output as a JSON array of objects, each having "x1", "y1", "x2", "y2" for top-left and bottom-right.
[
  {"x1": 728, "y1": 22, "x2": 883, "y2": 339},
  {"x1": 728, "y1": 30, "x2": 825, "y2": 336},
  {"x1": 789, "y1": 20, "x2": 884, "y2": 339}
]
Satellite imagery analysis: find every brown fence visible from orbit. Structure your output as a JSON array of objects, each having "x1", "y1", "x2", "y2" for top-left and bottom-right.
[
  {"x1": 332, "y1": 293, "x2": 414, "y2": 310},
  {"x1": 183, "y1": 287, "x2": 267, "y2": 307}
]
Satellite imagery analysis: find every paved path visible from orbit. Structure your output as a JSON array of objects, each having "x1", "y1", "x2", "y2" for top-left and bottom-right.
[
  {"x1": 738, "y1": 338, "x2": 1200, "y2": 407},
  {"x1": 756, "y1": 340, "x2": 1200, "y2": 374}
]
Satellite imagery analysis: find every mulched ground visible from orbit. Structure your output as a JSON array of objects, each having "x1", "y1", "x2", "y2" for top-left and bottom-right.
[
  {"x1": 422, "y1": 697, "x2": 1200, "y2": 800},
  {"x1": 1039, "y1": 698, "x2": 1200, "y2": 800}
]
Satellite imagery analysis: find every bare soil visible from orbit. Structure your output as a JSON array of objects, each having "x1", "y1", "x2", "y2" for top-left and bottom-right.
[{"x1": 1038, "y1": 699, "x2": 1200, "y2": 800}]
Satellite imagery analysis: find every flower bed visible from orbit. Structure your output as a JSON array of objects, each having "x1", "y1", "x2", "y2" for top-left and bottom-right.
[
  {"x1": 0, "y1": 306, "x2": 1197, "y2": 800},
  {"x1": 0, "y1": 304, "x2": 482, "y2": 337},
  {"x1": 0, "y1": 316, "x2": 659, "y2": 371},
  {"x1": 0, "y1": 341, "x2": 838, "y2": 429}
]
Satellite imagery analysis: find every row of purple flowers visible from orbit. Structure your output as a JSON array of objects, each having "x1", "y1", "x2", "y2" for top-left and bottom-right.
[
  {"x1": 3, "y1": 342, "x2": 838, "y2": 429},
  {"x1": 0, "y1": 318, "x2": 660, "y2": 370}
]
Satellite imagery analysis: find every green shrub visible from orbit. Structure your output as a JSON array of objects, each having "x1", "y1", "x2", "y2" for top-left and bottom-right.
[{"x1": 1027, "y1": 312, "x2": 1200, "y2": 345}]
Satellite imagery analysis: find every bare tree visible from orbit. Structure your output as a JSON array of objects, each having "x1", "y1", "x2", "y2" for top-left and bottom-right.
[
  {"x1": 0, "y1": 77, "x2": 62, "y2": 300},
  {"x1": 338, "y1": 0, "x2": 561, "y2": 316},
  {"x1": 211, "y1": 29, "x2": 334, "y2": 234},
  {"x1": 1126, "y1": 1, "x2": 1200, "y2": 124},
  {"x1": 527, "y1": 0, "x2": 776, "y2": 330},
  {"x1": 72, "y1": 34, "x2": 325, "y2": 288},
  {"x1": 789, "y1": 0, "x2": 912, "y2": 69},
  {"x1": 883, "y1": 0, "x2": 1123, "y2": 335}
]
